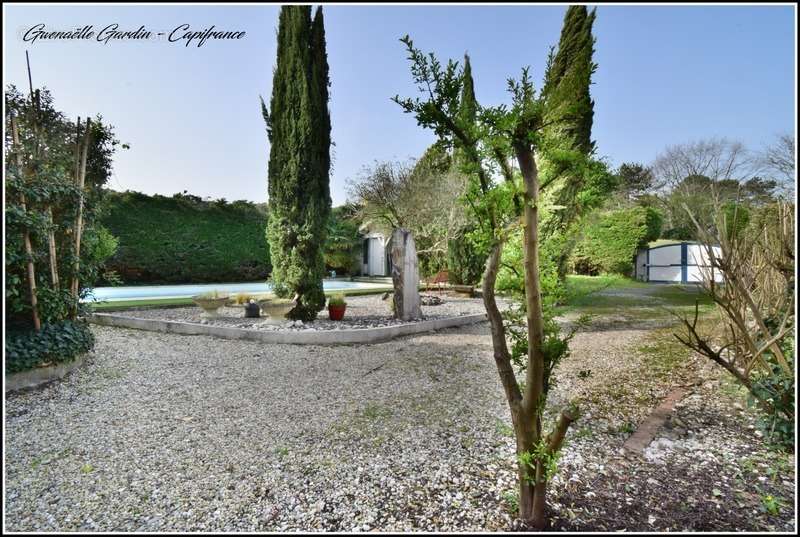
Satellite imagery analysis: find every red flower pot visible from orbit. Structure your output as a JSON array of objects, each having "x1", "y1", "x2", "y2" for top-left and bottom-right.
[{"x1": 328, "y1": 304, "x2": 346, "y2": 321}]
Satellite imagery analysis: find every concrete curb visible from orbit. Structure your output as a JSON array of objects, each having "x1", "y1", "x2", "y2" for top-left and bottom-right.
[
  {"x1": 88, "y1": 312, "x2": 488, "y2": 345},
  {"x1": 5, "y1": 354, "x2": 88, "y2": 393}
]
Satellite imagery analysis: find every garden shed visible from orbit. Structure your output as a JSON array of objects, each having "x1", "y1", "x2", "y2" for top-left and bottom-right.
[
  {"x1": 360, "y1": 230, "x2": 391, "y2": 276},
  {"x1": 634, "y1": 240, "x2": 723, "y2": 283}
]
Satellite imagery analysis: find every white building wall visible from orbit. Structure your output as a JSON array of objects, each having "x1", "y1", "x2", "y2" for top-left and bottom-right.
[
  {"x1": 644, "y1": 242, "x2": 723, "y2": 283},
  {"x1": 361, "y1": 234, "x2": 389, "y2": 276}
]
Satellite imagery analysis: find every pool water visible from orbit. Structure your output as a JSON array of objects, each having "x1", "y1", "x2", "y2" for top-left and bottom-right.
[{"x1": 86, "y1": 279, "x2": 388, "y2": 302}]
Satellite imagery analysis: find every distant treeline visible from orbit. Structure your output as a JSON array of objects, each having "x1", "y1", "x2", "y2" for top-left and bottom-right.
[{"x1": 100, "y1": 190, "x2": 271, "y2": 284}]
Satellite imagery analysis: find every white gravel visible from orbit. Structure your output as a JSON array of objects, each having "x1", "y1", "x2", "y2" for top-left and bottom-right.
[
  {"x1": 122, "y1": 294, "x2": 491, "y2": 331},
  {"x1": 4, "y1": 322, "x2": 520, "y2": 532},
  {"x1": 5, "y1": 289, "x2": 794, "y2": 532}
]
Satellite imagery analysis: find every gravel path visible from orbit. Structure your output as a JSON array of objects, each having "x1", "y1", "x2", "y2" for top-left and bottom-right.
[
  {"x1": 123, "y1": 294, "x2": 491, "y2": 331},
  {"x1": 5, "y1": 323, "x2": 518, "y2": 532},
  {"x1": 5, "y1": 301, "x2": 795, "y2": 531}
]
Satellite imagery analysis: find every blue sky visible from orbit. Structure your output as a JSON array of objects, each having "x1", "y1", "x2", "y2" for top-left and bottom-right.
[{"x1": 3, "y1": 3, "x2": 796, "y2": 205}]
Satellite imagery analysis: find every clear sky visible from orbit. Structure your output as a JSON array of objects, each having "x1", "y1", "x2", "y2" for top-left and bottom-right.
[{"x1": 3, "y1": 3, "x2": 796, "y2": 205}]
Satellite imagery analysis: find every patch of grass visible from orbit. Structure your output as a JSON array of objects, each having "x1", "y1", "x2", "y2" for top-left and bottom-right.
[
  {"x1": 605, "y1": 383, "x2": 635, "y2": 402},
  {"x1": 80, "y1": 463, "x2": 94, "y2": 474},
  {"x1": 501, "y1": 490, "x2": 519, "y2": 514},
  {"x1": 361, "y1": 402, "x2": 393, "y2": 421},
  {"x1": 637, "y1": 331, "x2": 692, "y2": 379},
  {"x1": 561, "y1": 275, "x2": 647, "y2": 307},
  {"x1": 616, "y1": 421, "x2": 636, "y2": 435},
  {"x1": 495, "y1": 419, "x2": 514, "y2": 438},
  {"x1": 460, "y1": 436, "x2": 476, "y2": 449},
  {"x1": 718, "y1": 375, "x2": 750, "y2": 407},
  {"x1": 573, "y1": 426, "x2": 594, "y2": 440},
  {"x1": 30, "y1": 447, "x2": 73, "y2": 469},
  {"x1": 274, "y1": 446, "x2": 289, "y2": 459},
  {"x1": 556, "y1": 276, "x2": 717, "y2": 324}
]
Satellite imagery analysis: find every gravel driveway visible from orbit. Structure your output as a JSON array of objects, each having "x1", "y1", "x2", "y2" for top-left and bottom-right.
[{"x1": 5, "y1": 309, "x2": 795, "y2": 531}]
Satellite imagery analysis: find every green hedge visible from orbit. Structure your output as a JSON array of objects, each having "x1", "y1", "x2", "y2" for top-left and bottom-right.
[
  {"x1": 571, "y1": 206, "x2": 663, "y2": 275},
  {"x1": 6, "y1": 320, "x2": 95, "y2": 374},
  {"x1": 100, "y1": 191, "x2": 271, "y2": 284}
]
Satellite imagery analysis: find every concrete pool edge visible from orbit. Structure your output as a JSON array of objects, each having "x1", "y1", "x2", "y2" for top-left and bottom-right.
[
  {"x1": 88, "y1": 311, "x2": 488, "y2": 345},
  {"x1": 89, "y1": 286, "x2": 395, "y2": 311},
  {"x1": 86, "y1": 279, "x2": 392, "y2": 303}
]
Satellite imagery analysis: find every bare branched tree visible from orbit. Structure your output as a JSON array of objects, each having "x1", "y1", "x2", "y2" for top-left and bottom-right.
[
  {"x1": 674, "y1": 197, "x2": 795, "y2": 442},
  {"x1": 759, "y1": 133, "x2": 796, "y2": 194},
  {"x1": 650, "y1": 138, "x2": 769, "y2": 236},
  {"x1": 347, "y1": 158, "x2": 468, "y2": 272},
  {"x1": 652, "y1": 138, "x2": 759, "y2": 192}
]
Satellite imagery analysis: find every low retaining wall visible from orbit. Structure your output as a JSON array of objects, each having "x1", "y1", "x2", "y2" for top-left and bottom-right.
[
  {"x1": 6, "y1": 353, "x2": 88, "y2": 393},
  {"x1": 89, "y1": 312, "x2": 487, "y2": 345}
]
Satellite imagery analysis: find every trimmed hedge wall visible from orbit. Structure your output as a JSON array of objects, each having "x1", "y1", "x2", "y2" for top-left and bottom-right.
[
  {"x1": 100, "y1": 191, "x2": 271, "y2": 284},
  {"x1": 571, "y1": 206, "x2": 663, "y2": 275}
]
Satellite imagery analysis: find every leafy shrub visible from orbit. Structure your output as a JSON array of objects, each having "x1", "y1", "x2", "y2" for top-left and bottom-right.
[
  {"x1": 100, "y1": 190, "x2": 271, "y2": 284},
  {"x1": 571, "y1": 206, "x2": 663, "y2": 275},
  {"x1": 748, "y1": 343, "x2": 794, "y2": 448},
  {"x1": 5, "y1": 85, "x2": 119, "y2": 343},
  {"x1": 325, "y1": 205, "x2": 361, "y2": 274},
  {"x1": 6, "y1": 320, "x2": 95, "y2": 374},
  {"x1": 497, "y1": 229, "x2": 565, "y2": 311},
  {"x1": 447, "y1": 224, "x2": 487, "y2": 286},
  {"x1": 721, "y1": 202, "x2": 750, "y2": 241}
]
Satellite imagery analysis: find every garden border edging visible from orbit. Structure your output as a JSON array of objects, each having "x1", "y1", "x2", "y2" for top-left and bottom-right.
[
  {"x1": 5, "y1": 353, "x2": 88, "y2": 393},
  {"x1": 88, "y1": 312, "x2": 487, "y2": 344}
]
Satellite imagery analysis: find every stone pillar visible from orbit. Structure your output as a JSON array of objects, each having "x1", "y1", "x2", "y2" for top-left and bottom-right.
[{"x1": 390, "y1": 228, "x2": 422, "y2": 320}]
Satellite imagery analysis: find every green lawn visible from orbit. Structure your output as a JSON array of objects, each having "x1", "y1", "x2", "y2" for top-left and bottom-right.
[{"x1": 557, "y1": 274, "x2": 716, "y2": 321}]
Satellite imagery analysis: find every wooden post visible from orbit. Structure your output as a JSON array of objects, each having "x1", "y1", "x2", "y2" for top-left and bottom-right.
[
  {"x1": 47, "y1": 207, "x2": 59, "y2": 289},
  {"x1": 10, "y1": 113, "x2": 41, "y2": 331},
  {"x1": 25, "y1": 56, "x2": 60, "y2": 290}
]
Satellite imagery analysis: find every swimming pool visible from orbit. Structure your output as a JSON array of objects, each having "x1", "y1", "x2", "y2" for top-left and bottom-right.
[{"x1": 85, "y1": 279, "x2": 389, "y2": 302}]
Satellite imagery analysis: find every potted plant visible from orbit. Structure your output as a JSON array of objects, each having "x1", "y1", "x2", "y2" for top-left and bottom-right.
[
  {"x1": 192, "y1": 290, "x2": 229, "y2": 319},
  {"x1": 244, "y1": 299, "x2": 261, "y2": 318},
  {"x1": 328, "y1": 293, "x2": 347, "y2": 321},
  {"x1": 259, "y1": 297, "x2": 296, "y2": 324},
  {"x1": 451, "y1": 284, "x2": 475, "y2": 297},
  {"x1": 234, "y1": 292, "x2": 252, "y2": 305}
]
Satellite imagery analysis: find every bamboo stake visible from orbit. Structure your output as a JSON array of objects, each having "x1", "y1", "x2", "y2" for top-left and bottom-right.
[
  {"x1": 10, "y1": 113, "x2": 41, "y2": 331},
  {"x1": 70, "y1": 117, "x2": 92, "y2": 308},
  {"x1": 25, "y1": 56, "x2": 60, "y2": 289},
  {"x1": 47, "y1": 207, "x2": 59, "y2": 289}
]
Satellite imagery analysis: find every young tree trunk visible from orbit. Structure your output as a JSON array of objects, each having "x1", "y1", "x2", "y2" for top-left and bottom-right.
[
  {"x1": 516, "y1": 143, "x2": 548, "y2": 530},
  {"x1": 481, "y1": 242, "x2": 522, "y2": 408},
  {"x1": 10, "y1": 114, "x2": 41, "y2": 331}
]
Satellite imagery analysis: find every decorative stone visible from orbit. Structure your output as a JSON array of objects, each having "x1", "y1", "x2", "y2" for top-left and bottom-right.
[{"x1": 390, "y1": 228, "x2": 422, "y2": 321}]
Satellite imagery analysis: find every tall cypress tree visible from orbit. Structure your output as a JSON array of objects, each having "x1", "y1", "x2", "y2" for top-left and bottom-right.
[
  {"x1": 542, "y1": 5, "x2": 596, "y2": 154},
  {"x1": 446, "y1": 54, "x2": 486, "y2": 286},
  {"x1": 458, "y1": 54, "x2": 478, "y2": 132},
  {"x1": 538, "y1": 5, "x2": 604, "y2": 278},
  {"x1": 263, "y1": 5, "x2": 331, "y2": 321}
]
